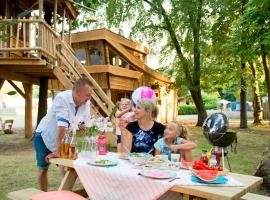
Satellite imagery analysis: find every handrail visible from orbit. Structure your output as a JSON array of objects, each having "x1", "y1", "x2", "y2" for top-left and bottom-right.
[{"x1": 0, "y1": 18, "x2": 115, "y2": 117}]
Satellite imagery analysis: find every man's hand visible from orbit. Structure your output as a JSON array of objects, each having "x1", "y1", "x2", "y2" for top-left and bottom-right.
[{"x1": 45, "y1": 152, "x2": 60, "y2": 163}]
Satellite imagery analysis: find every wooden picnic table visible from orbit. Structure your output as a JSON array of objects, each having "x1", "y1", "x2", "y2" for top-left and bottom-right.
[{"x1": 50, "y1": 157, "x2": 262, "y2": 200}]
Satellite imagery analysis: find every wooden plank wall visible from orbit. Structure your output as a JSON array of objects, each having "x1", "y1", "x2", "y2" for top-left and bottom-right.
[{"x1": 109, "y1": 75, "x2": 138, "y2": 91}]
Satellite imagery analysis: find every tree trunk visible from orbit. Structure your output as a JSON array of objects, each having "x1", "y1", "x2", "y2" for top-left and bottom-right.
[
  {"x1": 261, "y1": 45, "x2": 270, "y2": 124},
  {"x1": 156, "y1": 1, "x2": 206, "y2": 126},
  {"x1": 240, "y1": 63, "x2": 248, "y2": 128},
  {"x1": 37, "y1": 77, "x2": 48, "y2": 126},
  {"x1": 249, "y1": 62, "x2": 264, "y2": 125},
  {"x1": 190, "y1": 88, "x2": 207, "y2": 126}
]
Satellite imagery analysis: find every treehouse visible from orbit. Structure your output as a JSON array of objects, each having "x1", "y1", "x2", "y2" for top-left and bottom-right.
[
  {"x1": 0, "y1": 0, "x2": 177, "y2": 139},
  {"x1": 70, "y1": 29, "x2": 178, "y2": 123},
  {"x1": 0, "y1": 0, "x2": 114, "y2": 137}
]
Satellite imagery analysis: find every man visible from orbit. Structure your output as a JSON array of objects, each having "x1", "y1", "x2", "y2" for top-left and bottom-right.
[{"x1": 33, "y1": 78, "x2": 93, "y2": 191}]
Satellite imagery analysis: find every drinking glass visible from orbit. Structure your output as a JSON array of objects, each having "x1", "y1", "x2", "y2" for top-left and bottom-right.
[
  {"x1": 88, "y1": 136, "x2": 98, "y2": 160},
  {"x1": 80, "y1": 140, "x2": 90, "y2": 157}
]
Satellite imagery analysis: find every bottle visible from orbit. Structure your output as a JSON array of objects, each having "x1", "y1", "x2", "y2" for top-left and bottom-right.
[
  {"x1": 214, "y1": 146, "x2": 221, "y2": 166},
  {"x1": 69, "y1": 128, "x2": 78, "y2": 160},
  {"x1": 60, "y1": 130, "x2": 70, "y2": 158},
  {"x1": 200, "y1": 150, "x2": 208, "y2": 165},
  {"x1": 209, "y1": 153, "x2": 217, "y2": 167},
  {"x1": 97, "y1": 134, "x2": 107, "y2": 155}
]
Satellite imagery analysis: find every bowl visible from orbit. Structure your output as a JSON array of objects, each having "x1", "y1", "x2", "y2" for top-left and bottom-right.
[{"x1": 129, "y1": 153, "x2": 152, "y2": 165}]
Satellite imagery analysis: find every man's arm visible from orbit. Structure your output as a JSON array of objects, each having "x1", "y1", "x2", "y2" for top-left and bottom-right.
[{"x1": 45, "y1": 127, "x2": 66, "y2": 162}]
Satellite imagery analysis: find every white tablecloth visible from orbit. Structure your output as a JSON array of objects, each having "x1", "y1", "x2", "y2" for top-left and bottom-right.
[{"x1": 74, "y1": 153, "x2": 244, "y2": 200}]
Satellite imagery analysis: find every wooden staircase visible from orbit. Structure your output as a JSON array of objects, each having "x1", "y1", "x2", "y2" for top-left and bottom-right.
[{"x1": 0, "y1": 18, "x2": 115, "y2": 118}]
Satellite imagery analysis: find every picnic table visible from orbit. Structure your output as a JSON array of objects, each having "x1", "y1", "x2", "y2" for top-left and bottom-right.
[{"x1": 50, "y1": 153, "x2": 262, "y2": 200}]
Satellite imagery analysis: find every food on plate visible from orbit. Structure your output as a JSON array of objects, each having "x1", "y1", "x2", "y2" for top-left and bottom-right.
[
  {"x1": 193, "y1": 160, "x2": 226, "y2": 173},
  {"x1": 148, "y1": 155, "x2": 165, "y2": 163},
  {"x1": 95, "y1": 159, "x2": 113, "y2": 165},
  {"x1": 192, "y1": 169, "x2": 218, "y2": 182},
  {"x1": 118, "y1": 153, "x2": 129, "y2": 160},
  {"x1": 129, "y1": 152, "x2": 152, "y2": 165}
]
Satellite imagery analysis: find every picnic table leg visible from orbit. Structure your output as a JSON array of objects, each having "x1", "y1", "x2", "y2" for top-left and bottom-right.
[{"x1": 58, "y1": 168, "x2": 77, "y2": 191}]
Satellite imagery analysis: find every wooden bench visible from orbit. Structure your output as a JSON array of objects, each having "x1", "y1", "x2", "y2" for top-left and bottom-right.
[
  {"x1": 241, "y1": 193, "x2": 270, "y2": 200},
  {"x1": 7, "y1": 188, "x2": 44, "y2": 200}
]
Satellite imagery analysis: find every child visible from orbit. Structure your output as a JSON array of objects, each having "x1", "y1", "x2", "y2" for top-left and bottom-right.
[
  {"x1": 115, "y1": 98, "x2": 135, "y2": 152},
  {"x1": 154, "y1": 121, "x2": 196, "y2": 161}
]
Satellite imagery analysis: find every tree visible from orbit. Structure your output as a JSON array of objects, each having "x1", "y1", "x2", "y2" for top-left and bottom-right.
[
  {"x1": 85, "y1": 0, "x2": 213, "y2": 125},
  {"x1": 239, "y1": 0, "x2": 270, "y2": 124}
]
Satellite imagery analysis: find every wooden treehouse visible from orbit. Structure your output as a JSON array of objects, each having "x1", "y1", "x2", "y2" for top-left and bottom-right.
[
  {"x1": 0, "y1": 0, "x2": 114, "y2": 138},
  {"x1": 0, "y1": 0, "x2": 177, "y2": 139},
  {"x1": 70, "y1": 29, "x2": 178, "y2": 123}
]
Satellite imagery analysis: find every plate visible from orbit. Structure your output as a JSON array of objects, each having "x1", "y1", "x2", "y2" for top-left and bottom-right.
[
  {"x1": 118, "y1": 153, "x2": 129, "y2": 160},
  {"x1": 139, "y1": 170, "x2": 177, "y2": 179},
  {"x1": 191, "y1": 175, "x2": 228, "y2": 184},
  {"x1": 87, "y1": 160, "x2": 118, "y2": 167}
]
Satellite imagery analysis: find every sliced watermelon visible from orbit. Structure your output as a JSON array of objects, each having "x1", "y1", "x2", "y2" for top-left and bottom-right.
[
  {"x1": 192, "y1": 169, "x2": 218, "y2": 182},
  {"x1": 181, "y1": 158, "x2": 193, "y2": 168}
]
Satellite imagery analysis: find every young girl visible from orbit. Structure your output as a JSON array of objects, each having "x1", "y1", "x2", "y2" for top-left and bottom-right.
[
  {"x1": 115, "y1": 98, "x2": 135, "y2": 152},
  {"x1": 154, "y1": 121, "x2": 196, "y2": 161}
]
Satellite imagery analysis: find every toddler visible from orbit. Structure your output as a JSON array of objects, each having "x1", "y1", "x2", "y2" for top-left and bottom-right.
[{"x1": 115, "y1": 98, "x2": 135, "y2": 152}]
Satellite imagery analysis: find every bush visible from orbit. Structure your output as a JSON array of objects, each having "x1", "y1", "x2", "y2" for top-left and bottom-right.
[
  {"x1": 178, "y1": 102, "x2": 218, "y2": 115},
  {"x1": 205, "y1": 102, "x2": 218, "y2": 110},
  {"x1": 178, "y1": 105, "x2": 197, "y2": 115}
]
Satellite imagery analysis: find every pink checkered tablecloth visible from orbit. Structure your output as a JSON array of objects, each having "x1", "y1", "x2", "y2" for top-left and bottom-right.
[
  {"x1": 74, "y1": 153, "x2": 176, "y2": 200},
  {"x1": 74, "y1": 153, "x2": 244, "y2": 200}
]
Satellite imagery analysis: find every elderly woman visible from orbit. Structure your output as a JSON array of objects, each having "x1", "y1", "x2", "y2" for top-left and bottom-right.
[{"x1": 120, "y1": 99, "x2": 165, "y2": 155}]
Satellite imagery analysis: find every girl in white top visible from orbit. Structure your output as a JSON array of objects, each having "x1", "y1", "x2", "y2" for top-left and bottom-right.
[{"x1": 115, "y1": 98, "x2": 135, "y2": 152}]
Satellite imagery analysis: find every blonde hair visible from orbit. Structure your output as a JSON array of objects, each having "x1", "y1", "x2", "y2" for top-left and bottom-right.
[
  {"x1": 137, "y1": 99, "x2": 158, "y2": 119},
  {"x1": 120, "y1": 98, "x2": 132, "y2": 111},
  {"x1": 110, "y1": 98, "x2": 132, "y2": 118},
  {"x1": 169, "y1": 121, "x2": 189, "y2": 140}
]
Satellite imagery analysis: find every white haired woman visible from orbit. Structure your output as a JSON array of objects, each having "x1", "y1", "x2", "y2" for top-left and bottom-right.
[{"x1": 120, "y1": 99, "x2": 165, "y2": 155}]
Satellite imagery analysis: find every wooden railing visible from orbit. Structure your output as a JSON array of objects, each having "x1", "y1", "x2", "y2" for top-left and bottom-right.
[{"x1": 0, "y1": 17, "x2": 115, "y2": 117}]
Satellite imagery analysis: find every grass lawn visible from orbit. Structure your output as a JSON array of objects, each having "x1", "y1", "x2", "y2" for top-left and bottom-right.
[{"x1": 0, "y1": 124, "x2": 269, "y2": 199}]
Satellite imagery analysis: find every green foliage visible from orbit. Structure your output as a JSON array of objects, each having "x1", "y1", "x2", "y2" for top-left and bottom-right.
[
  {"x1": 178, "y1": 104, "x2": 197, "y2": 115},
  {"x1": 6, "y1": 91, "x2": 16, "y2": 96}
]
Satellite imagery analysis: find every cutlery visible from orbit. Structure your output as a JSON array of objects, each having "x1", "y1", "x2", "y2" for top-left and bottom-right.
[{"x1": 168, "y1": 177, "x2": 181, "y2": 183}]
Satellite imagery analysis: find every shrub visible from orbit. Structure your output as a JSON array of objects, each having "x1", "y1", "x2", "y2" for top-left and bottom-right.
[{"x1": 178, "y1": 105, "x2": 197, "y2": 115}]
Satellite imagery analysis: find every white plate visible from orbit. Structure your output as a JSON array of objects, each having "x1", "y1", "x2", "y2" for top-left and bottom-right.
[
  {"x1": 139, "y1": 170, "x2": 177, "y2": 179},
  {"x1": 87, "y1": 160, "x2": 118, "y2": 167}
]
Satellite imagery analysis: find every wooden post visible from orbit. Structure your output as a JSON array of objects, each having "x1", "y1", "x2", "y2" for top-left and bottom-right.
[
  {"x1": 39, "y1": 0, "x2": 43, "y2": 19},
  {"x1": 115, "y1": 55, "x2": 119, "y2": 67},
  {"x1": 37, "y1": 77, "x2": 48, "y2": 126},
  {"x1": 104, "y1": 43, "x2": 109, "y2": 65},
  {"x1": 38, "y1": 0, "x2": 43, "y2": 54},
  {"x1": 0, "y1": 79, "x2": 5, "y2": 90},
  {"x1": 69, "y1": 18, "x2": 72, "y2": 45},
  {"x1": 61, "y1": 8, "x2": 66, "y2": 40},
  {"x1": 23, "y1": 83, "x2": 33, "y2": 138},
  {"x1": 54, "y1": 0, "x2": 57, "y2": 31}
]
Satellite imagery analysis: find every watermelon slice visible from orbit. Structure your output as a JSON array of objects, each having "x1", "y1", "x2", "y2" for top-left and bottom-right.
[
  {"x1": 181, "y1": 158, "x2": 193, "y2": 168},
  {"x1": 192, "y1": 169, "x2": 218, "y2": 182}
]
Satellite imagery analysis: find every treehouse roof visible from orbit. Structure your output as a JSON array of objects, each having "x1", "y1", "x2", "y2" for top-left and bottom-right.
[
  {"x1": 0, "y1": 0, "x2": 79, "y2": 19},
  {"x1": 71, "y1": 28, "x2": 171, "y2": 83}
]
